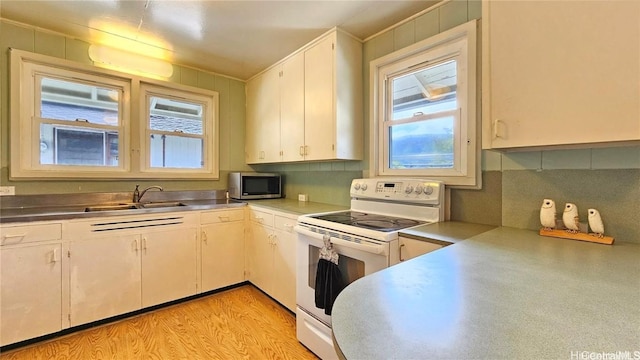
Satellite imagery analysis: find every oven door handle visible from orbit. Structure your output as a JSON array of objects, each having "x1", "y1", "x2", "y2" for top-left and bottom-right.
[{"x1": 295, "y1": 226, "x2": 387, "y2": 255}]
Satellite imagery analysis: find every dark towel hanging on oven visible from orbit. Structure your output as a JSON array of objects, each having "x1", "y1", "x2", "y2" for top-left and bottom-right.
[{"x1": 315, "y1": 235, "x2": 345, "y2": 315}]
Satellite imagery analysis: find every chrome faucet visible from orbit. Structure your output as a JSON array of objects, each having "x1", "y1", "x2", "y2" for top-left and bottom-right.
[{"x1": 133, "y1": 184, "x2": 164, "y2": 203}]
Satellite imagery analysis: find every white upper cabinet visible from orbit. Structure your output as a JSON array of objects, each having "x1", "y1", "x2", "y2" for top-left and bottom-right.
[
  {"x1": 246, "y1": 66, "x2": 282, "y2": 163},
  {"x1": 280, "y1": 53, "x2": 306, "y2": 162},
  {"x1": 245, "y1": 28, "x2": 363, "y2": 164},
  {"x1": 304, "y1": 30, "x2": 363, "y2": 161},
  {"x1": 482, "y1": 0, "x2": 640, "y2": 149}
]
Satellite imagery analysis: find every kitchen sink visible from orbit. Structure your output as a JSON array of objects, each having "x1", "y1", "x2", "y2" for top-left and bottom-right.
[
  {"x1": 139, "y1": 201, "x2": 187, "y2": 208},
  {"x1": 84, "y1": 204, "x2": 140, "y2": 212},
  {"x1": 84, "y1": 201, "x2": 187, "y2": 212}
]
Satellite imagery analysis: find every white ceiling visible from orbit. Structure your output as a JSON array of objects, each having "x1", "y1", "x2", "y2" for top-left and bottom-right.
[{"x1": 0, "y1": 0, "x2": 441, "y2": 80}]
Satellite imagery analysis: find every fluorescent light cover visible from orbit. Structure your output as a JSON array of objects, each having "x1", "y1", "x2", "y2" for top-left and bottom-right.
[{"x1": 88, "y1": 44, "x2": 173, "y2": 78}]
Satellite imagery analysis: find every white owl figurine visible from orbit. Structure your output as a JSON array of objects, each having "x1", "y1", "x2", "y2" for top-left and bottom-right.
[
  {"x1": 588, "y1": 208, "x2": 605, "y2": 238},
  {"x1": 540, "y1": 199, "x2": 556, "y2": 230},
  {"x1": 562, "y1": 203, "x2": 580, "y2": 233}
]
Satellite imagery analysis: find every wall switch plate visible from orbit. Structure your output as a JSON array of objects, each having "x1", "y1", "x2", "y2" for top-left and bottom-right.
[
  {"x1": 298, "y1": 194, "x2": 309, "y2": 202},
  {"x1": 0, "y1": 186, "x2": 15, "y2": 196}
]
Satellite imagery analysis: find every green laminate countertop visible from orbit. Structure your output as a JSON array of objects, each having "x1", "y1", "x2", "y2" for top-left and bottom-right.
[
  {"x1": 400, "y1": 221, "x2": 497, "y2": 245},
  {"x1": 332, "y1": 227, "x2": 640, "y2": 360},
  {"x1": 246, "y1": 198, "x2": 348, "y2": 216}
]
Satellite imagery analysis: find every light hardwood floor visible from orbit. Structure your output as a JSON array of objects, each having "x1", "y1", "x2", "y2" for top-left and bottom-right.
[{"x1": 0, "y1": 285, "x2": 318, "y2": 359}]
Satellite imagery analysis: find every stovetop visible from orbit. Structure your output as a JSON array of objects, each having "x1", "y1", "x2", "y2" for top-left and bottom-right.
[{"x1": 308, "y1": 211, "x2": 425, "y2": 232}]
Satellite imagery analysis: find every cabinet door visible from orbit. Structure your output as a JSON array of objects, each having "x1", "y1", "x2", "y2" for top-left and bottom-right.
[
  {"x1": 247, "y1": 67, "x2": 281, "y2": 163},
  {"x1": 1, "y1": 244, "x2": 62, "y2": 346},
  {"x1": 483, "y1": 1, "x2": 640, "y2": 149},
  {"x1": 398, "y1": 237, "x2": 443, "y2": 262},
  {"x1": 201, "y1": 221, "x2": 245, "y2": 292},
  {"x1": 246, "y1": 222, "x2": 273, "y2": 294},
  {"x1": 245, "y1": 74, "x2": 261, "y2": 164},
  {"x1": 304, "y1": 34, "x2": 336, "y2": 160},
  {"x1": 272, "y1": 215, "x2": 297, "y2": 311},
  {"x1": 280, "y1": 52, "x2": 305, "y2": 162},
  {"x1": 141, "y1": 228, "x2": 197, "y2": 308},
  {"x1": 69, "y1": 235, "x2": 141, "y2": 327}
]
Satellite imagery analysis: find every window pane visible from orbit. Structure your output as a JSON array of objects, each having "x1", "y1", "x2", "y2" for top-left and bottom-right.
[
  {"x1": 149, "y1": 96, "x2": 203, "y2": 135},
  {"x1": 391, "y1": 60, "x2": 457, "y2": 121},
  {"x1": 40, "y1": 124, "x2": 119, "y2": 166},
  {"x1": 389, "y1": 117, "x2": 454, "y2": 169},
  {"x1": 150, "y1": 134, "x2": 203, "y2": 169},
  {"x1": 40, "y1": 77, "x2": 119, "y2": 126}
]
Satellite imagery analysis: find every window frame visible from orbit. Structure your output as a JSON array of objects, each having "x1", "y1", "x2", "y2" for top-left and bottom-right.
[
  {"x1": 369, "y1": 20, "x2": 480, "y2": 187},
  {"x1": 139, "y1": 81, "x2": 218, "y2": 175},
  {"x1": 10, "y1": 49, "x2": 219, "y2": 180}
]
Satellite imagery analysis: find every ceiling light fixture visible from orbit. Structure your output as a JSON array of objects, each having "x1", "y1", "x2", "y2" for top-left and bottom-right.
[{"x1": 88, "y1": 44, "x2": 173, "y2": 79}]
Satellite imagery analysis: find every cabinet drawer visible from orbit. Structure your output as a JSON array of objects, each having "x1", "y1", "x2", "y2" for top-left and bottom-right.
[
  {"x1": 274, "y1": 215, "x2": 297, "y2": 233},
  {"x1": 249, "y1": 209, "x2": 274, "y2": 227},
  {"x1": 1, "y1": 223, "x2": 62, "y2": 246},
  {"x1": 201, "y1": 209, "x2": 245, "y2": 224}
]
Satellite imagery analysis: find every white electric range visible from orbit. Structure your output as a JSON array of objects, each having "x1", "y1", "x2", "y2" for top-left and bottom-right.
[{"x1": 294, "y1": 178, "x2": 445, "y2": 359}]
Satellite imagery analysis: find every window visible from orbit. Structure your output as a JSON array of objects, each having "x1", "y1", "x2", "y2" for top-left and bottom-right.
[
  {"x1": 370, "y1": 20, "x2": 479, "y2": 187},
  {"x1": 140, "y1": 83, "x2": 216, "y2": 174},
  {"x1": 10, "y1": 49, "x2": 219, "y2": 179}
]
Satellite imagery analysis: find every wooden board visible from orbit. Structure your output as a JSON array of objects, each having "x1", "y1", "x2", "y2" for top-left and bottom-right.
[{"x1": 539, "y1": 228, "x2": 614, "y2": 245}]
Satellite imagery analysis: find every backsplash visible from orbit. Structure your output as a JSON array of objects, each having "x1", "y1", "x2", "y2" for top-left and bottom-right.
[{"x1": 502, "y1": 169, "x2": 640, "y2": 244}]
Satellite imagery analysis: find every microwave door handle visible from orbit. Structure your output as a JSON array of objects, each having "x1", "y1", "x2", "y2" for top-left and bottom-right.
[{"x1": 294, "y1": 226, "x2": 386, "y2": 255}]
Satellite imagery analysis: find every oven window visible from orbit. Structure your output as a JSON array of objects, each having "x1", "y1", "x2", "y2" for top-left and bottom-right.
[{"x1": 307, "y1": 245, "x2": 365, "y2": 289}]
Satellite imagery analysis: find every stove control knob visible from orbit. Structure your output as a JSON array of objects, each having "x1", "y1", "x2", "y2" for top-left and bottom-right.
[
  {"x1": 354, "y1": 183, "x2": 361, "y2": 190},
  {"x1": 424, "y1": 185, "x2": 434, "y2": 195},
  {"x1": 415, "y1": 185, "x2": 423, "y2": 194},
  {"x1": 361, "y1": 183, "x2": 368, "y2": 191},
  {"x1": 404, "y1": 185, "x2": 414, "y2": 194}
]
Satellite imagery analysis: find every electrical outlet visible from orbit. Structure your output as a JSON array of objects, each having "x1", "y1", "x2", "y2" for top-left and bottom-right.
[
  {"x1": 0, "y1": 186, "x2": 15, "y2": 196},
  {"x1": 298, "y1": 194, "x2": 309, "y2": 202}
]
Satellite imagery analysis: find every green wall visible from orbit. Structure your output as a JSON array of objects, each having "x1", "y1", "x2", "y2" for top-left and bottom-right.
[
  {"x1": 0, "y1": 19, "x2": 249, "y2": 195},
  {"x1": 2, "y1": 4, "x2": 639, "y2": 243}
]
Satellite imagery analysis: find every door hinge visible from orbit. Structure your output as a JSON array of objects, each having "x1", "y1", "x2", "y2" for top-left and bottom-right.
[
  {"x1": 68, "y1": 314, "x2": 71, "y2": 321},
  {"x1": 332, "y1": 43, "x2": 335, "y2": 50},
  {"x1": 67, "y1": 250, "x2": 71, "y2": 258}
]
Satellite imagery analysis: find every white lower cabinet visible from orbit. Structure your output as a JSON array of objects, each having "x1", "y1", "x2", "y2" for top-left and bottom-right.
[
  {"x1": 0, "y1": 204, "x2": 307, "y2": 345},
  {"x1": 69, "y1": 234, "x2": 141, "y2": 326},
  {"x1": 247, "y1": 206, "x2": 296, "y2": 311},
  {"x1": 272, "y1": 214, "x2": 297, "y2": 311},
  {"x1": 1, "y1": 242, "x2": 62, "y2": 346},
  {"x1": 141, "y1": 228, "x2": 197, "y2": 308},
  {"x1": 398, "y1": 236, "x2": 443, "y2": 262},
  {"x1": 200, "y1": 208, "x2": 245, "y2": 292},
  {"x1": 67, "y1": 213, "x2": 198, "y2": 327}
]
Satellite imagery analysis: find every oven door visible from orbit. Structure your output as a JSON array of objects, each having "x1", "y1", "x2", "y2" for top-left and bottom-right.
[{"x1": 295, "y1": 225, "x2": 393, "y2": 326}]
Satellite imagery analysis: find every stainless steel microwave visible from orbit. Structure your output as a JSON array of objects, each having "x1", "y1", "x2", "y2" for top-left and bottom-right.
[{"x1": 228, "y1": 172, "x2": 282, "y2": 200}]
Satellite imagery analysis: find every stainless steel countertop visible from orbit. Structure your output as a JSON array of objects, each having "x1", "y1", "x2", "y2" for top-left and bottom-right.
[{"x1": 0, "y1": 190, "x2": 246, "y2": 223}]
